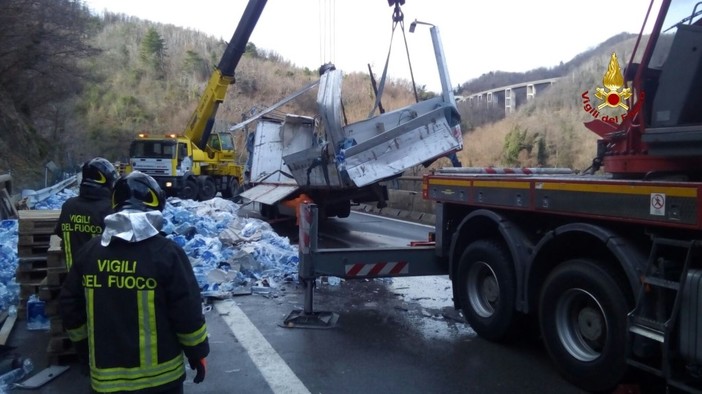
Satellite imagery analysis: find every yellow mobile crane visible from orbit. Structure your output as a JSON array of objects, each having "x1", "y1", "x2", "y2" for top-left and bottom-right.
[{"x1": 128, "y1": 0, "x2": 267, "y2": 201}]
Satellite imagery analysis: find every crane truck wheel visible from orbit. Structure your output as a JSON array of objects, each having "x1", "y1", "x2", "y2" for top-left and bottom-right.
[
  {"x1": 222, "y1": 177, "x2": 239, "y2": 199},
  {"x1": 539, "y1": 259, "x2": 631, "y2": 393},
  {"x1": 197, "y1": 176, "x2": 217, "y2": 201},
  {"x1": 456, "y1": 239, "x2": 517, "y2": 342},
  {"x1": 180, "y1": 177, "x2": 199, "y2": 200}
]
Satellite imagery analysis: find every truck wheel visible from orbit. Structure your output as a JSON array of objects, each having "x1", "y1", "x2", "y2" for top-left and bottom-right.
[
  {"x1": 457, "y1": 239, "x2": 517, "y2": 341},
  {"x1": 180, "y1": 177, "x2": 199, "y2": 200},
  {"x1": 260, "y1": 203, "x2": 278, "y2": 219},
  {"x1": 197, "y1": 177, "x2": 217, "y2": 201},
  {"x1": 222, "y1": 178, "x2": 241, "y2": 201},
  {"x1": 333, "y1": 200, "x2": 351, "y2": 218},
  {"x1": 539, "y1": 259, "x2": 630, "y2": 392}
]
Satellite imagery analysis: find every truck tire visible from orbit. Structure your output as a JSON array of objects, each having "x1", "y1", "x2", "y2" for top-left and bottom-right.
[
  {"x1": 332, "y1": 200, "x2": 351, "y2": 218},
  {"x1": 539, "y1": 259, "x2": 630, "y2": 392},
  {"x1": 222, "y1": 178, "x2": 241, "y2": 201},
  {"x1": 260, "y1": 203, "x2": 278, "y2": 219},
  {"x1": 457, "y1": 239, "x2": 517, "y2": 341},
  {"x1": 197, "y1": 177, "x2": 217, "y2": 201},
  {"x1": 180, "y1": 177, "x2": 199, "y2": 200}
]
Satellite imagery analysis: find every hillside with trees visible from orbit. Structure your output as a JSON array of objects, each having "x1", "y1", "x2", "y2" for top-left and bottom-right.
[
  {"x1": 0, "y1": 0, "x2": 640, "y2": 189},
  {"x1": 0, "y1": 0, "x2": 99, "y2": 189},
  {"x1": 456, "y1": 34, "x2": 641, "y2": 171}
]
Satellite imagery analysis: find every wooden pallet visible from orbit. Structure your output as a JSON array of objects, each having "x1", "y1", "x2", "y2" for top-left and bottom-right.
[
  {"x1": 45, "y1": 321, "x2": 76, "y2": 367},
  {"x1": 18, "y1": 256, "x2": 48, "y2": 272},
  {"x1": 19, "y1": 282, "x2": 42, "y2": 299},
  {"x1": 39, "y1": 285, "x2": 61, "y2": 303},
  {"x1": 15, "y1": 267, "x2": 48, "y2": 284},
  {"x1": 17, "y1": 244, "x2": 50, "y2": 258},
  {"x1": 47, "y1": 253, "x2": 65, "y2": 269},
  {"x1": 46, "y1": 268, "x2": 68, "y2": 287},
  {"x1": 46, "y1": 235, "x2": 65, "y2": 268},
  {"x1": 18, "y1": 210, "x2": 60, "y2": 233},
  {"x1": 18, "y1": 233, "x2": 52, "y2": 246}
]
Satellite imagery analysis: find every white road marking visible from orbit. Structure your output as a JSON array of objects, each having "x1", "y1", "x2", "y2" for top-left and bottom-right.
[{"x1": 215, "y1": 300, "x2": 311, "y2": 394}]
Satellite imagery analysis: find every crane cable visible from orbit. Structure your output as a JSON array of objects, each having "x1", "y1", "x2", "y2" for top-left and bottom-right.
[
  {"x1": 318, "y1": 0, "x2": 336, "y2": 66},
  {"x1": 368, "y1": 1, "x2": 419, "y2": 118}
]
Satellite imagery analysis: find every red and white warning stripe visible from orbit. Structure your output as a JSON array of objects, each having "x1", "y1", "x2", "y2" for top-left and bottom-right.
[{"x1": 345, "y1": 261, "x2": 408, "y2": 277}]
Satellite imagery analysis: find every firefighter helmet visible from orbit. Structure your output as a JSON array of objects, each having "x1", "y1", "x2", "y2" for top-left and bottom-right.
[
  {"x1": 81, "y1": 157, "x2": 118, "y2": 189},
  {"x1": 112, "y1": 171, "x2": 166, "y2": 212}
]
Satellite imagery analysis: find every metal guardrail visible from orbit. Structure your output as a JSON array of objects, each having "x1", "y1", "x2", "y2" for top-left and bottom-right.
[{"x1": 22, "y1": 175, "x2": 78, "y2": 209}]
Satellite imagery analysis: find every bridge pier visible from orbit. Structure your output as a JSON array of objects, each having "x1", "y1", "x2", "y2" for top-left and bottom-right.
[
  {"x1": 461, "y1": 77, "x2": 559, "y2": 115},
  {"x1": 505, "y1": 88, "x2": 515, "y2": 114}
]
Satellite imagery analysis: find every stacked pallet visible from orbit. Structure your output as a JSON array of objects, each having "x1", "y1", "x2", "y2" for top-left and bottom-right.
[
  {"x1": 40, "y1": 234, "x2": 76, "y2": 365},
  {"x1": 15, "y1": 210, "x2": 60, "y2": 319},
  {"x1": 15, "y1": 210, "x2": 77, "y2": 365}
]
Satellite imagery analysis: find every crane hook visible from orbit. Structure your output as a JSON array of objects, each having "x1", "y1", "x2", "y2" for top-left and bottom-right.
[{"x1": 388, "y1": 0, "x2": 405, "y2": 23}]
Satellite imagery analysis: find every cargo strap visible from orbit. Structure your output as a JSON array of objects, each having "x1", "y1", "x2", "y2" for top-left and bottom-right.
[{"x1": 368, "y1": 1, "x2": 418, "y2": 118}]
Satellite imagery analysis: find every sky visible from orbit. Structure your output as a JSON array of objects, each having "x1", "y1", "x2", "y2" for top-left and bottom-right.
[{"x1": 81, "y1": 0, "x2": 661, "y2": 92}]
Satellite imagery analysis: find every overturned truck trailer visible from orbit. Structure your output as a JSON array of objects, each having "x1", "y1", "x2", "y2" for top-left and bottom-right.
[{"x1": 240, "y1": 23, "x2": 463, "y2": 219}]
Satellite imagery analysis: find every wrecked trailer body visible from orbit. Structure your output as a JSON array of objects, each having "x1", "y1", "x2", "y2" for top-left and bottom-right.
[{"x1": 240, "y1": 20, "x2": 463, "y2": 220}]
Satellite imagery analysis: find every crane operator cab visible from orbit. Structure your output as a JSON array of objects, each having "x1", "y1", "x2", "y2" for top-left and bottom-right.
[
  {"x1": 205, "y1": 132, "x2": 235, "y2": 161},
  {"x1": 640, "y1": 1, "x2": 702, "y2": 156}
]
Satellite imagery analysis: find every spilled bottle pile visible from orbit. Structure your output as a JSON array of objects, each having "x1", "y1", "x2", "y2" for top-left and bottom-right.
[{"x1": 0, "y1": 189, "x2": 302, "y2": 309}]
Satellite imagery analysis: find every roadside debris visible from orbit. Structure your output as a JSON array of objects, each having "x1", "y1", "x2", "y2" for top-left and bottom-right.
[
  {"x1": 0, "y1": 192, "x2": 300, "y2": 311},
  {"x1": 162, "y1": 197, "x2": 300, "y2": 297}
]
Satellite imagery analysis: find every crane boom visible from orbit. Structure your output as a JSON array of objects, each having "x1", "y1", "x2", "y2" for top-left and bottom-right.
[
  {"x1": 129, "y1": 0, "x2": 267, "y2": 202},
  {"x1": 184, "y1": 0, "x2": 267, "y2": 149}
]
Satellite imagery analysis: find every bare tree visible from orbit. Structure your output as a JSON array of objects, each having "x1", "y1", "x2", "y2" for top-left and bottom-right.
[{"x1": 0, "y1": 0, "x2": 98, "y2": 184}]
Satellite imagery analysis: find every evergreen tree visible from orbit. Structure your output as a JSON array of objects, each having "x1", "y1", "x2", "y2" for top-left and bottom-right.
[
  {"x1": 184, "y1": 50, "x2": 209, "y2": 80},
  {"x1": 140, "y1": 28, "x2": 166, "y2": 73}
]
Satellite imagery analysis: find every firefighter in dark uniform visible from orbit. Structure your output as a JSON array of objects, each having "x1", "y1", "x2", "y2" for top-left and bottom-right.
[
  {"x1": 60, "y1": 171, "x2": 209, "y2": 393},
  {"x1": 55, "y1": 157, "x2": 118, "y2": 270}
]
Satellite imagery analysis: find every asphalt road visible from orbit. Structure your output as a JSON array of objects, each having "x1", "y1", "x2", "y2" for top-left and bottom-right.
[{"x1": 7, "y1": 211, "x2": 600, "y2": 393}]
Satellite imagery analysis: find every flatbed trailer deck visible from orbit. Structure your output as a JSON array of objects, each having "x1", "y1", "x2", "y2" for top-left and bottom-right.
[{"x1": 287, "y1": 168, "x2": 702, "y2": 393}]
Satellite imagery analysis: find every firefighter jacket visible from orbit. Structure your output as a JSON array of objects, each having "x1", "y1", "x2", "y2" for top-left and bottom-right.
[
  {"x1": 54, "y1": 185, "x2": 112, "y2": 270},
  {"x1": 59, "y1": 228, "x2": 209, "y2": 393}
]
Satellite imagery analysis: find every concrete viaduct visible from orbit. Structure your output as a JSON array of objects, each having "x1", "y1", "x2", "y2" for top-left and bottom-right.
[{"x1": 456, "y1": 77, "x2": 560, "y2": 114}]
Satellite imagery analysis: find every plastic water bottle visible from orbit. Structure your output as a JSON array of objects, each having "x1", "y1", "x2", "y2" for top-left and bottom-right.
[
  {"x1": 26, "y1": 294, "x2": 49, "y2": 330},
  {"x1": 0, "y1": 358, "x2": 33, "y2": 392}
]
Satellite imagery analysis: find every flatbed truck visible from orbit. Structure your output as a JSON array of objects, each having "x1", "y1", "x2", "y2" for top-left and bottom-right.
[{"x1": 284, "y1": 1, "x2": 702, "y2": 392}]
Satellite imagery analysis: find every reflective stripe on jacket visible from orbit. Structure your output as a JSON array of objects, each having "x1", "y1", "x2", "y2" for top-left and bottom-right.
[
  {"x1": 60, "y1": 234, "x2": 209, "y2": 393},
  {"x1": 54, "y1": 187, "x2": 112, "y2": 270}
]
